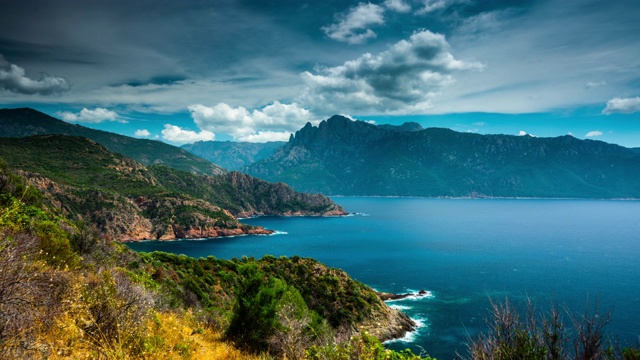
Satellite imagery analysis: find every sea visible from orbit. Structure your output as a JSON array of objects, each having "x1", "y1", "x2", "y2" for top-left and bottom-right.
[{"x1": 126, "y1": 197, "x2": 640, "y2": 359}]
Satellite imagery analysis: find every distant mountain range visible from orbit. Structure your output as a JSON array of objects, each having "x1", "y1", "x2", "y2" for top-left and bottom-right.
[
  {"x1": 244, "y1": 115, "x2": 640, "y2": 198},
  {"x1": 181, "y1": 140, "x2": 285, "y2": 171},
  {"x1": 0, "y1": 108, "x2": 224, "y2": 175}
]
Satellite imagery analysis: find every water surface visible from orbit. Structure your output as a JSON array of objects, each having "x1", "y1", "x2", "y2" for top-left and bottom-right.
[{"x1": 127, "y1": 198, "x2": 640, "y2": 359}]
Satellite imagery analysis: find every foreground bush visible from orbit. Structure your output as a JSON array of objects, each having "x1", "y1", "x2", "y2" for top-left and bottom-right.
[{"x1": 465, "y1": 297, "x2": 638, "y2": 360}]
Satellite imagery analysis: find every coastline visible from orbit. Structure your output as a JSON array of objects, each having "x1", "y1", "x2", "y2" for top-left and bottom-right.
[{"x1": 329, "y1": 194, "x2": 640, "y2": 201}]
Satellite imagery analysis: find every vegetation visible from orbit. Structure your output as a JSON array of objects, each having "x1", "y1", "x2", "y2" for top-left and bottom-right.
[
  {"x1": 463, "y1": 297, "x2": 640, "y2": 360},
  {"x1": 0, "y1": 135, "x2": 343, "y2": 241},
  {"x1": 0, "y1": 162, "x2": 422, "y2": 359}
]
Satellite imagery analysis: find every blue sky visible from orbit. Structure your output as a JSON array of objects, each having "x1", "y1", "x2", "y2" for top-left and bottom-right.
[{"x1": 1, "y1": 0, "x2": 639, "y2": 147}]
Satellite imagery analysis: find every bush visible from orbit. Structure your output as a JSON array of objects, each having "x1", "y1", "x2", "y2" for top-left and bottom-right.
[
  {"x1": 80, "y1": 269, "x2": 154, "y2": 357},
  {"x1": 463, "y1": 297, "x2": 628, "y2": 360},
  {"x1": 0, "y1": 231, "x2": 71, "y2": 358}
]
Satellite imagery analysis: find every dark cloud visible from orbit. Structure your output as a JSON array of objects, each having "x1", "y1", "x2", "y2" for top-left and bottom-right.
[{"x1": 0, "y1": 55, "x2": 70, "y2": 95}]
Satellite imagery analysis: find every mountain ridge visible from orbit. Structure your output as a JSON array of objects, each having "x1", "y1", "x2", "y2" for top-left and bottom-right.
[
  {"x1": 0, "y1": 107, "x2": 225, "y2": 175},
  {"x1": 245, "y1": 115, "x2": 640, "y2": 198},
  {"x1": 181, "y1": 140, "x2": 285, "y2": 171}
]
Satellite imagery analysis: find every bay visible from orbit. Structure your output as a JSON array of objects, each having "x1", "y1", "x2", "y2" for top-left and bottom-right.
[{"x1": 127, "y1": 197, "x2": 640, "y2": 359}]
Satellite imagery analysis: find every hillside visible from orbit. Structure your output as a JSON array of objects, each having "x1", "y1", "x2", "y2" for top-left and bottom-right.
[
  {"x1": 181, "y1": 140, "x2": 285, "y2": 170},
  {"x1": 0, "y1": 164, "x2": 422, "y2": 359},
  {"x1": 245, "y1": 115, "x2": 640, "y2": 198},
  {"x1": 0, "y1": 135, "x2": 346, "y2": 241},
  {"x1": 0, "y1": 107, "x2": 225, "y2": 175}
]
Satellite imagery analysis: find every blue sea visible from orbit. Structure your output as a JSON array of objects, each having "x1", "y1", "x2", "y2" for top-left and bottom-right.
[{"x1": 127, "y1": 197, "x2": 640, "y2": 359}]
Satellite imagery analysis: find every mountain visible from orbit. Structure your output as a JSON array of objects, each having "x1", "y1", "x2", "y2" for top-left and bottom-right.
[
  {"x1": 0, "y1": 107, "x2": 224, "y2": 175},
  {"x1": 245, "y1": 115, "x2": 640, "y2": 198},
  {"x1": 0, "y1": 135, "x2": 346, "y2": 240},
  {"x1": 181, "y1": 140, "x2": 285, "y2": 170}
]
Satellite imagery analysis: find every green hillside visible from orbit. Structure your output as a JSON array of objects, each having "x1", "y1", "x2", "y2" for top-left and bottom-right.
[
  {"x1": 0, "y1": 135, "x2": 345, "y2": 241},
  {"x1": 0, "y1": 107, "x2": 225, "y2": 175}
]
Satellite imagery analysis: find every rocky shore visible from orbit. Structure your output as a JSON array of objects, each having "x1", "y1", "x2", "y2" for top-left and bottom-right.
[{"x1": 376, "y1": 289, "x2": 431, "y2": 301}]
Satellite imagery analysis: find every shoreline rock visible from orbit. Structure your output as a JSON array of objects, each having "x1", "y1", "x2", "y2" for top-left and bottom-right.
[{"x1": 376, "y1": 289, "x2": 430, "y2": 301}]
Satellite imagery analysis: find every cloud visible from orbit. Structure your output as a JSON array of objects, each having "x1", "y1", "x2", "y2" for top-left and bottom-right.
[
  {"x1": 602, "y1": 97, "x2": 640, "y2": 114},
  {"x1": 517, "y1": 130, "x2": 537, "y2": 137},
  {"x1": 585, "y1": 81, "x2": 606, "y2": 89},
  {"x1": 134, "y1": 129, "x2": 151, "y2": 137},
  {"x1": 238, "y1": 131, "x2": 292, "y2": 143},
  {"x1": 585, "y1": 130, "x2": 603, "y2": 137},
  {"x1": 384, "y1": 0, "x2": 411, "y2": 13},
  {"x1": 322, "y1": 3, "x2": 385, "y2": 44},
  {"x1": 417, "y1": 0, "x2": 447, "y2": 14},
  {"x1": 416, "y1": 0, "x2": 468, "y2": 14},
  {"x1": 188, "y1": 101, "x2": 313, "y2": 140},
  {"x1": 57, "y1": 107, "x2": 124, "y2": 123},
  {"x1": 161, "y1": 124, "x2": 214, "y2": 144},
  {"x1": 299, "y1": 30, "x2": 483, "y2": 114},
  {"x1": 0, "y1": 55, "x2": 70, "y2": 95}
]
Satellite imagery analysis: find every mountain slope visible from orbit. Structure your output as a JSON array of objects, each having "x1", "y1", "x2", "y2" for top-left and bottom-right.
[
  {"x1": 181, "y1": 140, "x2": 285, "y2": 170},
  {"x1": 245, "y1": 115, "x2": 640, "y2": 198},
  {"x1": 0, "y1": 135, "x2": 346, "y2": 240},
  {"x1": 0, "y1": 107, "x2": 224, "y2": 175}
]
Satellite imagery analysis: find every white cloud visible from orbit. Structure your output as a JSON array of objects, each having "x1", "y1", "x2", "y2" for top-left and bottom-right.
[
  {"x1": 517, "y1": 130, "x2": 537, "y2": 137},
  {"x1": 417, "y1": 0, "x2": 447, "y2": 14},
  {"x1": 134, "y1": 129, "x2": 151, "y2": 137},
  {"x1": 585, "y1": 130, "x2": 603, "y2": 137},
  {"x1": 585, "y1": 81, "x2": 606, "y2": 89},
  {"x1": 188, "y1": 101, "x2": 314, "y2": 140},
  {"x1": 299, "y1": 30, "x2": 483, "y2": 115},
  {"x1": 161, "y1": 124, "x2": 214, "y2": 144},
  {"x1": 0, "y1": 55, "x2": 70, "y2": 95},
  {"x1": 602, "y1": 97, "x2": 640, "y2": 114},
  {"x1": 384, "y1": 0, "x2": 411, "y2": 13},
  {"x1": 238, "y1": 131, "x2": 292, "y2": 143},
  {"x1": 57, "y1": 107, "x2": 124, "y2": 123},
  {"x1": 322, "y1": 3, "x2": 385, "y2": 44}
]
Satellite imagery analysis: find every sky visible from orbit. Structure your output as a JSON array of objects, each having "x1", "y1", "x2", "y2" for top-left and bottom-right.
[{"x1": 1, "y1": 0, "x2": 639, "y2": 147}]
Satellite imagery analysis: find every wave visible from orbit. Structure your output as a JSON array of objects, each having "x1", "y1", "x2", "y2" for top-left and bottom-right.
[
  {"x1": 346, "y1": 212, "x2": 370, "y2": 217},
  {"x1": 388, "y1": 304, "x2": 411, "y2": 311},
  {"x1": 384, "y1": 289, "x2": 434, "y2": 303},
  {"x1": 384, "y1": 316, "x2": 428, "y2": 344}
]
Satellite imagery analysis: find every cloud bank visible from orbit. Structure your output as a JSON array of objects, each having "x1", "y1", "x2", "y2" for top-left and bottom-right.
[
  {"x1": 161, "y1": 124, "x2": 214, "y2": 144},
  {"x1": 603, "y1": 97, "x2": 640, "y2": 114},
  {"x1": 0, "y1": 55, "x2": 70, "y2": 95},
  {"x1": 57, "y1": 108, "x2": 122, "y2": 123},
  {"x1": 300, "y1": 30, "x2": 483, "y2": 114},
  {"x1": 188, "y1": 101, "x2": 312, "y2": 142}
]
